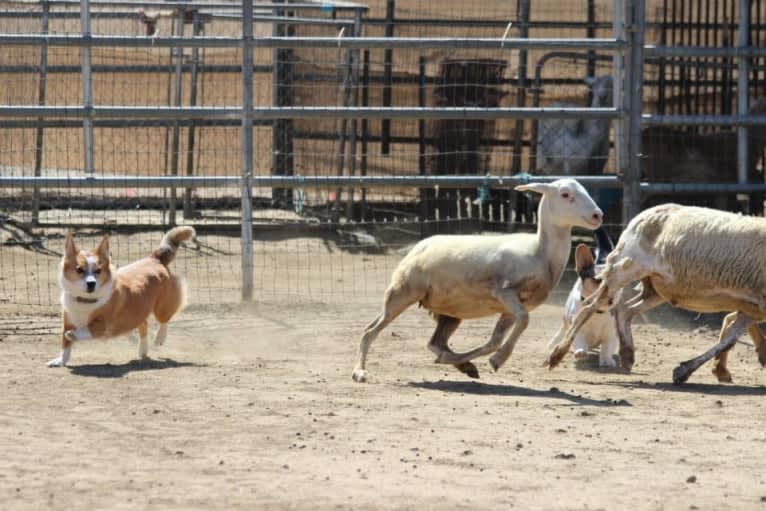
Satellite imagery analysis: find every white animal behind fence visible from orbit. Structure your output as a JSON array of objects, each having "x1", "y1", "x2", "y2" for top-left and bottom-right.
[
  {"x1": 545, "y1": 203, "x2": 766, "y2": 385},
  {"x1": 536, "y1": 75, "x2": 614, "y2": 176},
  {"x1": 352, "y1": 178, "x2": 603, "y2": 383}
]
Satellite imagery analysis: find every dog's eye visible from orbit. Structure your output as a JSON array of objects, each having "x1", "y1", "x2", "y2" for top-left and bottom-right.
[
  {"x1": 561, "y1": 192, "x2": 570, "y2": 199},
  {"x1": 75, "y1": 266, "x2": 84, "y2": 274},
  {"x1": 93, "y1": 268, "x2": 102, "y2": 275}
]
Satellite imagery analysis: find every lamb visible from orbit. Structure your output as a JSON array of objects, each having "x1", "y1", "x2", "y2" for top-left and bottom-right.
[
  {"x1": 547, "y1": 227, "x2": 619, "y2": 368},
  {"x1": 352, "y1": 178, "x2": 604, "y2": 383},
  {"x1": 536, "y1": 75, "x2": 614, "y2": 176},
  {"x1": 545, "y1": 203, "x2": 766, "y2": 384},
  {"x1": 640, "y1": 98, "x2": 766, "y2": 212}
]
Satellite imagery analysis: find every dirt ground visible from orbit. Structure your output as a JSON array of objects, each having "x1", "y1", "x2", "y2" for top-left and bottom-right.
[{"x1": 2, "y1": 284, "x2": 766, "y2": 510}]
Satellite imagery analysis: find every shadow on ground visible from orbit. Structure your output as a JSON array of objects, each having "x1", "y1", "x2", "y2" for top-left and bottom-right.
[
  {"x1": 408, "y1": 379, "x2": 632, "y2": 407},
  {"x1": 610, "y1": 380, "x2": 766, "y2": 396},
  {"x1": 68, "y1": 358, "x2": 202, "y2": 378}
]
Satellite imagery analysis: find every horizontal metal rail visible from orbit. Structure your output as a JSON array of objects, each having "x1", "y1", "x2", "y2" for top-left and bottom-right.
[
  {"x1": 0, "y1": 64, "x2": 274, "y2": 74},
  {"x1": 642, "y1": 113, "x2": 766, "y2": 126},
  {"x1": 33, "y1": 0, "x2": 369, "y2": 11},
  {"x1": 0, "y1": 11, "x2": 355, "y2": 26},
  {"x1": 0, "y1": 119, "x2": 270, "y2": 129},
  {"x1": 5, "y1": 175, "x2": 766, "y2": 193},
  {"x1": 0, "y1": 34, "x2": 626, "y2": 51},
  {"x1": 0, "y1": 106, "x2": 624, "y2": 121},
  {"x1": 0, "y1": 175, "x2": 621, "y2": 189},
  {"x1": 644, "y1": 45, "x2": 766, "y2": 58}
]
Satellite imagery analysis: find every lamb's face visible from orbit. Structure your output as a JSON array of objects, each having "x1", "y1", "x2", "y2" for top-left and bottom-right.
[
  {"x1": 587, "y1": 75, "x2": 614, "y2": 106},
  {"x1": 547, "y1": 179, "x2": 603, "y2": 230}
]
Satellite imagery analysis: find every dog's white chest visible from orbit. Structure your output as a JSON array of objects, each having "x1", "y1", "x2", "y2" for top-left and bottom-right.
[{"x1": 61, "y1": 293, "x2": 94, "y2": 328}]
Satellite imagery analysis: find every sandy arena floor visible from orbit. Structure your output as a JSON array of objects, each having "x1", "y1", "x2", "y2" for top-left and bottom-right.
[{"x1": 2, "y1": 289, "x2": 766, "y2": 510}]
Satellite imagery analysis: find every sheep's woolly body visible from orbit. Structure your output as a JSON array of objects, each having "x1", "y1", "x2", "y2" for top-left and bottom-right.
[
  {"x1": 548, "y1": 202, "x2": 766, "y2": 383},
  {"x1": 393, "y1": 231, "x2": 567, "y2": 319},
  {"x1": 605, "y1": 204, "x2": 766, "y2": 314}
]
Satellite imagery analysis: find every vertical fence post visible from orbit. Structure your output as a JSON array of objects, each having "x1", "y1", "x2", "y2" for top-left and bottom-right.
[
  {"x1": 272, "y1": 0, "x2": 294, "y2": 205},
  {"x1": 168, "y1": 8, "x2": 185, "y2": 226},
  {"x1": 613, "y1": 0, "x2": 625, "y2": 215},
  {"x1": 360, "y1": 49, "x2": 370, "y2": 220},
  {"x1": 621, "y1": 0, "x2": 645, "y2": 225},
  {"x1": 586, "y1": 0, "x2": 596, "y2": 104},
  {"x1": 511, "y1": 0, "x2": 530, "y2": 175},
  {"x1": 345, "y1": 10, "x2": 363, "y2": 221},
  {"x1": 80, "y1": 0, "x2": 94, "y2": 175},
  {"x1": 737, "y1": 0, "x2": 751, "y2": 212},
  {"x1": 32, "y1": 0, "x2": 49, "y2": 225},
  {"x1": 184, "y1": 11, "x2": 202, "y2": 221},
  {"x1": 241, "y1": 0, "x2": 255, "y2": 301},
  {"x1": 381, "y1": 0, "x2": 395, "y2": 155}
]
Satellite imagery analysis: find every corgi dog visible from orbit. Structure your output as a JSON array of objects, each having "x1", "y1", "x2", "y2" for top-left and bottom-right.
[
  {"x1": 48, "y1": 226, "x2": 195, "y2": 367},
  {"x1": 548, "y1": 227, "x2": 618, "y2": 368}
]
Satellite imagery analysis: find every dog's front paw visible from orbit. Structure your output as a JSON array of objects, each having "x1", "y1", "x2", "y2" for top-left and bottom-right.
[
  {"x1": 573, "y1": 348, "x2": 588, "y2": 360},
  {"x1": 47, "y1": 356, "x2": 66, "y2": 367}
]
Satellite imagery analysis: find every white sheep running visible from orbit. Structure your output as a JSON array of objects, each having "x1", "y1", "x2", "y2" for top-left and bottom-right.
[
  {"x1": 352, "y1": 178, "x2": 604, "y2": 383},
  {"x1": 545, "y1": 203, "x2": 766, "y2": 384},
  {"x1": 536, "y1": 75, "x2": 614, "y2": 176}
]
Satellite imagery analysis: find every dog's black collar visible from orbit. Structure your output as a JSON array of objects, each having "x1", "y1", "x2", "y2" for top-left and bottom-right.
[
  {"x1": 75, "y1": 296, "x2": 99, "y2": 304},
  {"x1": 579, "y1": 295, "x2": 606, "y2": 314}
]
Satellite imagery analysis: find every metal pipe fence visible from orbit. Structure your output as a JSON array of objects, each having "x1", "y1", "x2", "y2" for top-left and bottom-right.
[{"x1": 1, "y1": 0, "x2": 765, "y2": 308}]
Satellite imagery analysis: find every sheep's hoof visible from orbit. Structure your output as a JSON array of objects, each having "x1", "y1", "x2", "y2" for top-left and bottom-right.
[
  {"x1": 352, "y1": 368, "x2": 369, "y2": 383},
  {"x1": 455, "y1": 362, "x2": 479, "y2": 379},
  {"x1": 488, "y1": 355, "x2": 502, "y2": 373},
  {"x1": 712, "y1": 366, "x2": 733, "y2": 383},
  {"x1": 672, "y1": 361, "x2": 694, "y2": 385},
  {"x1": 544, "y1": 348, "x2": 566, "y2": 370},
  {"x1": 620, "y1": 349, "x2": 635, "y2": 372}
]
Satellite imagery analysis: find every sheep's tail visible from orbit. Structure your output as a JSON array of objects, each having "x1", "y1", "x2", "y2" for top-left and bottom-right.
[
  {"x1": 593, "y1": 227, "x2": 614, "y2": 265},
  {"x1": 152, "y1": 226, "x2": 196, "y2": 266}
]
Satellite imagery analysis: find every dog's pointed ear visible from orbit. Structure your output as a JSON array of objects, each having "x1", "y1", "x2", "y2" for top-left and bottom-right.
[
  {"x1": 64, "y1": 231, "x2": 78, "y2": 262},
  {"x1": 95, "y1": 234, "x2": 110, "y2": 260},
  {"x1": 574, "y1": 243, "x2": 595, "y2": 274}
]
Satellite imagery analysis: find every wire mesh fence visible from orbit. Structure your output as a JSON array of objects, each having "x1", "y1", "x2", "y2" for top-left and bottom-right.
[{"x1": 1, "y1": 0, "x2": 765, "y2": 312}]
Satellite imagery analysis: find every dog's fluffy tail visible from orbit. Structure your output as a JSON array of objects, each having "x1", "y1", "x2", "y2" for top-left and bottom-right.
[{"x1": 152, "y1": 226, "x2": 196, "y2": 266}]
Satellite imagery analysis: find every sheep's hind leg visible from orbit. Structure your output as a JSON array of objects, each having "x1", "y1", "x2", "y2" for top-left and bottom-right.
[
  {"x1": 432, "y1": 315, "x2": 515, "y2": 377},
  {"x1": 434, "y1": 314, "x2": 514, "y2": 367},
  {"x1": 711, "y1": 312, "x2": 738, "y2": 382},
  {"x1": 673, "y1": 312, "x2": 752, "y2": 385},
  {"x1": 746, "y1": 322, "x2": 766, "y2": 367},
  {"x1": 352, "y1": 286, "x2": 418, "y2": 383},
  {"x1": 614, "y1": 287, "x2": 665, "y2": 371},
  {"x1": 426, "y1": 315, "x2": 479, "y2": 378}
]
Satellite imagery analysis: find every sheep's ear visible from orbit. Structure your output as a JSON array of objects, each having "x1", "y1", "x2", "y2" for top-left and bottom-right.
[
  {"x1": 514, "y1": 182, "x2": 552, "y2": 195},
  {"x1": 574, "y1": 244, "x2": 595, "y2": 273}
]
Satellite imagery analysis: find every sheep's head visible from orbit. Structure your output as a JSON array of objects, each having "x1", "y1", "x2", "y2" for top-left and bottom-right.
[
  {"x1": 515, "y1": 178, "x2": 603, "y2": 230},
  {"x1": 585, "y1": 75, "x2": 614, "y2": 106}
]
